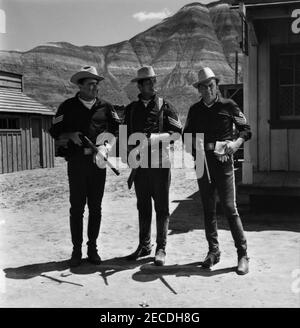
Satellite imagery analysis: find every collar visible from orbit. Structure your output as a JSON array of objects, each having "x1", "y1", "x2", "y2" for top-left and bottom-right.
[
  {"x1": 76, "y1": 92, "x2": 100, "y2": 107},
  {"x1": 202, "y1": 95, "x2": 219, "y2": 108},
  {"x1": 138, "y1": 93, "x2": 157, "y2": 102}
]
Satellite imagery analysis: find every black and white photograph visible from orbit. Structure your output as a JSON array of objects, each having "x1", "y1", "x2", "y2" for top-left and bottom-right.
[{"x1": 0, "y1": 0, "x2": 300, "y2": 313}]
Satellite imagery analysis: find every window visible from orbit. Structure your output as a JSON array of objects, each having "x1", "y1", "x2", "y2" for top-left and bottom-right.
[
  {"x1": 0, "y1": 117, "x2": 20, "y2": 129},
  {"x1": 271, "y1": 44, "x2": 300, "y2": 128}
]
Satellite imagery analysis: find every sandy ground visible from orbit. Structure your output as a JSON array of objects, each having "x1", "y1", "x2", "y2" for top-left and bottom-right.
[{"x1": 0, "y1": 158, "x2": 300, "y2": 308}]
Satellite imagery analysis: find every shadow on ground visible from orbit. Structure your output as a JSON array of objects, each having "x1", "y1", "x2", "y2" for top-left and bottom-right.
[
  {"x1": 169, "y1": 191, "x2": 300, "y2": 234},
  {"x1": 132, "y1": 262, "x2": 237, "y2": 295},
  {"x1": 3, "y1": 257, "x2": 154, "y2": 286}
]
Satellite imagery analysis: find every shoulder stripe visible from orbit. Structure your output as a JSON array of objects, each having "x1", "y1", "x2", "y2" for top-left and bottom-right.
[
  {"x1": 111, "y1": 111, "x2": 120, "y2": 120},
  {"x1": 168, "y1": 116, "x2": 182, "y2": 128}
]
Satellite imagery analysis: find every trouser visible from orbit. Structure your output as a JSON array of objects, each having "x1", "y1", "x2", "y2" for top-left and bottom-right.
[
  {"x1": 134, "y1": 168, "x2": 171, "y2": 251},
  {"x1": 197, "y1": 151, "x2": 247, "y2": 257},
  {"x1": 67, "y1": 155, "x2": 106, "y2": 251}
]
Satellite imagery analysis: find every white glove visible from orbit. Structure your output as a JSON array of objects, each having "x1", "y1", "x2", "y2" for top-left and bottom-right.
[
  {"x1": 94, "y1": 144, "x2": 109, "y2": 169},
  {"x1": 97, "y1": 145, "x2": 108, "y2": 159},
  {"x1": 216, "y1": 154, "x2": 230, "y2": 163}
]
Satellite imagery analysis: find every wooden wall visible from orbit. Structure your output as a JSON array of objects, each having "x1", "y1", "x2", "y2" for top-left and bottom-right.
[
  {"x1": 249, "y1": 18, "x2": 300, "y2": 173},
  {"x1": 0, "y1": 113, "x2": 54, "y2": 174}
]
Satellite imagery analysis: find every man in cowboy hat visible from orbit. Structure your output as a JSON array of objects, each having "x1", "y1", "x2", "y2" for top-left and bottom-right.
[
  {"x1": 183, "y1": 67, "x2": 252, "y2": 275},
  {"x1": 123, "y1": 66, "x2": 182, "y2": 266},
  {"x1": 49, "y1": 65, "x2": 121, "y2": 267}
]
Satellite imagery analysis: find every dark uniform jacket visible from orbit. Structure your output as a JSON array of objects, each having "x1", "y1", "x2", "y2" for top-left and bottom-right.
[
  {"x1": 183, "y1": 96, "x2": 251, "y2": 155},
  {"x1": 123, "y1": 94, "x2": 182, "y2": 166},
  {"x1": 49, "y1": 92, "x2": 121, "y2": 158}
]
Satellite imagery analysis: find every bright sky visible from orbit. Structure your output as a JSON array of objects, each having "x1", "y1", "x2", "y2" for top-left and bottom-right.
[{"x1": 0, "y1": 0, "x2": 215, "y2": 51}]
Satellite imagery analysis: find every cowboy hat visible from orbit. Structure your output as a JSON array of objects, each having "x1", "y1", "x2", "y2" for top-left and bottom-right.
[
  {"x1": 192, "y1": 67, "x2": 220, "y2": 88},
  {"x1": 131, "y1": 66, "x2": 157, "y2": 83},
  {"x1": 70, "y1": 66, "x2": 104, "y2": 85}
]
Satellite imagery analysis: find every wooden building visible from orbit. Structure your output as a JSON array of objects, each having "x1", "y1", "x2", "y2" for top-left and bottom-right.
[
  {"x1": 230, "y1": 0, "x2": 300, "y2": 199},
  {"x1": 0, "y1": 70, "x2": 55, "y2": 173}
]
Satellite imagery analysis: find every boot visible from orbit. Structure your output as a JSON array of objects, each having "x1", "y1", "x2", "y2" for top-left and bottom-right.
[
  {"x1": 201, "y1": 250, "x2": 221, "y2": 268},
  {"x1": 154, "y1": 249, "x2": 166, "y2": 266},
  {"x1": 69, "y1": 248, "x2": 82, "y2": 267},
  {"x1": 237, "y1": 255, "x2": 249, "y2": 275},
  {"x1": 87, "y1": 247, "x2": 102, "y2": 265}
]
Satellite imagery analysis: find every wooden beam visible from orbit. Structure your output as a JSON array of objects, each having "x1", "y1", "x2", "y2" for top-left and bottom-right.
[{"x1": 248, "y1": 19, "x2": 258, "y2": 46}]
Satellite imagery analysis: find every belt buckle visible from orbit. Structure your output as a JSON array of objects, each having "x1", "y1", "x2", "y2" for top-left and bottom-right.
[
  {"x1": 205, "y1": 143, "x2": 215, "y2": 151},
  {"x1": 83, "y1": 148, "x2": 93, "y2": 155}
]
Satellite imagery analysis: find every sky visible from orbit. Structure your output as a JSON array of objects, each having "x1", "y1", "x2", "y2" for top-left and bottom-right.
[{"x1": 0, "y1": 0, "x2": 215, "y2": 52}]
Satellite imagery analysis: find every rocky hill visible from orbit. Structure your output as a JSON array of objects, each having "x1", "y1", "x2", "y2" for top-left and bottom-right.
[{"x1": 0, "y1": 1, "x2": 242, "y2": 115}]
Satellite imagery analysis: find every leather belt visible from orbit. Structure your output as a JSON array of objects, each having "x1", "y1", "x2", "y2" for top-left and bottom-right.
[
  {"x1": 205, "y1": 143, "x2": 215, "y2": 151},
  {"x1": 83, "y1": 148, "x2": 93, "y2": 155}
]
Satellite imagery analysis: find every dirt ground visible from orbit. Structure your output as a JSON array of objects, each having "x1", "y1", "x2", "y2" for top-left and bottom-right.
[{"x1": 0, "y1": 158, "x2": 300, "y2": 308}]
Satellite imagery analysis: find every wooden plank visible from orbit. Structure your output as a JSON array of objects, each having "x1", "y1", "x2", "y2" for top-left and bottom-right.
[
  {"x1": 20, "y1": 115, "x2": 26, "y2": 170},
  {"x1": 2, "y1": 134, "x2": 8, "y2": 173},
  {"x1": 0, "y1": 134, "x2": 2, "y2": 173},
  {"x1": 25, "y1": 116, "x2": 32, "y2": 169},
  {"x1": 288, "y1": 129, "x2": 300, "y2": 171},
  {"x1": 257, "y1": 32, "x2": 271, "y2": 171},
  {"x1": 45, "y1": 118, "x2": 53, "y2": 168},
  {"x1": 270, "y1": 129, "x2": 288, "y2": 171},
  {"x1": 0, "y1": 80, "x2": 22, "y2": 90},
  {"x1": 42, "y1": 118, "x2": 47, "y2": 168},
  {"x1": 248, "y1": 43, "x2": 258, "y2": 169},
  {"x1": 0, "y1": 75, "x2": 22, "y2": 83},
  {"x1": 45, "y1": 119, "x2": 49, "y2": 168},
  {"x1": 17, "y1": 133, "x2": 22, "y2": 171},
  {"x1": 242, "y1": 54, "x2": 253, "y2": 184},
  {"x1": 7, "y1": 134, "x2": 13, "y2": 173},
  {"x1": 50, "y1": 130, "x2": 55, "y2": 168},
  {"x1": 20, "y1": 117, "x2": 27, "y2": 171},
  {"x1": 12, "y1": 133, "x2": 18, "y2": 172}
]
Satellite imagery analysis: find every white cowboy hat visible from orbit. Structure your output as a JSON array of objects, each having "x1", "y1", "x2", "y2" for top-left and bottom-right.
[
  {"x1": 131, "y1": 66, "x2": 157, "y2": 83},
  {"x1": 192, "y1": 67, "x2": 220, "y2": 88},
  {"x1": 70, "y1": 66, "x2": 104, "y2": 85}
]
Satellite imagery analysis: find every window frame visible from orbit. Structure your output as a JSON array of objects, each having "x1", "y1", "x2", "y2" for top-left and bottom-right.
[
  {"x1": 0, "y1": 116, "x2": 21, "y2": 131},
  {"x1": 270, "y1": 43, "x2": 300, "y2": 129}
]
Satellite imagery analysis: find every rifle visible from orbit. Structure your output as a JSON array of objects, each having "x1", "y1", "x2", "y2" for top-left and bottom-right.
[{"x1": 81, "y1": 135, "x2": 120, "y2": 176}]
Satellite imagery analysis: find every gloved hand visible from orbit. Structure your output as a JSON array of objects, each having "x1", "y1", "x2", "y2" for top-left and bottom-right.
[
  {"x1": 97, "y1": 144, "x2": 109, "y2": 159},
  {"x1": 225, "y1": 140, "x2": 241, "y2": 155},
  {"x1": 216, "y1": 154, "x2": 230, "y2": 163},
  {"x1": 94, "y1": 144, "x2": 109, "y2": 168}
]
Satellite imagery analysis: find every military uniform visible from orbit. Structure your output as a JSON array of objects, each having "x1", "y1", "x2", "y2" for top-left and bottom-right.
[
  {"x1": 184, "y1": 96, "x2": 251, "y2": 259},
  {"x1": 49, "y1": 92, "x2": 120, "y2": 256},
  {"x1": 124, "y1": 94, "x2": 182, "y2": 256}
]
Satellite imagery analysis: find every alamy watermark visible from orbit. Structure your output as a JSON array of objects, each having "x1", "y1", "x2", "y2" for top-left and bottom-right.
[{"x1": 96, "y1": 126, "x2": 205, "y2": 179}]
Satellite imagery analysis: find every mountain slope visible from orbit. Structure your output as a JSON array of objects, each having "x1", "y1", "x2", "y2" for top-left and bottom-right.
[{"x1": 0, "y1": 1, "x2": 242, "y2": 114}]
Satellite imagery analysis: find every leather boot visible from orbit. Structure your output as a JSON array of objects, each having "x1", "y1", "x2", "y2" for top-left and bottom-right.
[
  {"x1": 69, "y1": 248, "x2": 82, "y2": 267},
  {"x1": 237, "y1": 255, "x2": 249, "y2": 275},
  {"x1": 201, "y1": 251, "x2": 221, "y2": 268},
  {"x1": 154, "y1": 249, "x2": 166, "y2": 266},
  {"x1": 87, "y1": 247, "x2": 102, "y2": 265}
]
